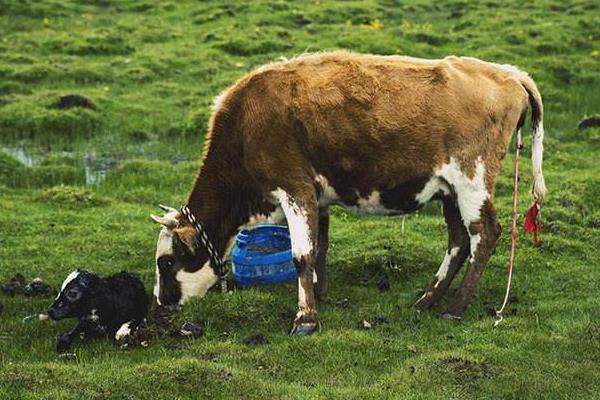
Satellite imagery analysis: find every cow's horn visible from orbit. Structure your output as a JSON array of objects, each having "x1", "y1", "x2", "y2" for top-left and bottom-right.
[{"x1": 150, "y1": 214, "x2": 178, "y2": 229}]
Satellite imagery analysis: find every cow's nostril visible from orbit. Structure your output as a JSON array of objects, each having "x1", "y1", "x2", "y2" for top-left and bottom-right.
[{"x1": 47, "y1": 308, "x2": 56, "y2": 319}]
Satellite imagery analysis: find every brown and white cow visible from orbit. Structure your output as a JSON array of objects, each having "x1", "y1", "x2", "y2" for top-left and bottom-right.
[{"x1": 151, "y1": 51, "x2": 546, "y2": 334}]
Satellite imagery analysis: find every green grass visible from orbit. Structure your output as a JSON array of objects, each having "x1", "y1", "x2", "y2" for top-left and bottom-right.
[{"x1": 1, "y1": 0, "x2": 600, "y2": 398}]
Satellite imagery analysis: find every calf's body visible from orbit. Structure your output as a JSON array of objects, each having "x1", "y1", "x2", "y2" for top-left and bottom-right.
[
  {"x1": 48, "y1": 270, "x2": 148, "y2": 351},
  {"x1": 151, "y1": 51, "x2": 546, "y2": 334}
]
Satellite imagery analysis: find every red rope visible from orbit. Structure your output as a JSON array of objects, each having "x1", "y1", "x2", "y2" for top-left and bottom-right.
[{"x1": 495, "y1": 130, "x2": 524, "y2": 324}]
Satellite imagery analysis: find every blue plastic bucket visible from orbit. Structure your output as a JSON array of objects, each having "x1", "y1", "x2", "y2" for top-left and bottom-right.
[{"x1": 231, "y1": 224, "x2": 297, "y2": 288}]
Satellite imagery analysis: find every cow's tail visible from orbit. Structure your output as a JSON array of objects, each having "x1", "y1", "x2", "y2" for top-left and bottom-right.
[{"x1": 518, "y1": 73, "x2": 546, "y2": 203}]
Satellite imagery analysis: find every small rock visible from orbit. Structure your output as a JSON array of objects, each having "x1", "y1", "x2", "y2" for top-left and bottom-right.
[
  {"x1": 24, "y1": 278, "x2": 55, "y2": 297},
  {"x1": 180, "y1": 321, "x2": 204, "y2": 338},
  {"x1": 1, "y1": 273, "x2": 26, "y2": 295},
  {"x1": 358, "y1": 320, "x2": 372, "y2": 330},
  {"x1": 329, "y1": 298, "x2": 349, "y2": 308},
  {"x1": 203, "y1": 32, "x2": 216, "y2": 42},
  {"x1": 244, "y1": 334, "x2": 268, "y2": 345},
  {"x1": 372, "y1": 315, "x2": 389, "y2": 325},
  {"x1": 217, "y1": 369, "x2": 233, "y2": 381},
  {"x1": 202, "y1": 352, "x2": 219, "y2": 362}
]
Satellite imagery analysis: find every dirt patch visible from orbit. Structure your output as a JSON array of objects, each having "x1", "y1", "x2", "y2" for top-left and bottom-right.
[
  {"x1": 44, "y1": 186, "x2": 108, "y2": 207},
  {"x1": 243, "y1": 334, "x2": 268, "y2": 345},
  {"x1": 1, "y1": 274, "x2": 56, "y2": 297},
  {"x1": 50, "y1": 94, "x2": 96, "y2": 110},
  {"x1": 440, "y1": 356, "x2": 495, "y2": 384},
  {"x1": 578, "y1": 115, "x2": 600, "y2": 130}
]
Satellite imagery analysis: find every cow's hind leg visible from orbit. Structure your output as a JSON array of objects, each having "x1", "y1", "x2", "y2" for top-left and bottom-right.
[
  {"x1": 315, "y1": 207, "x2": 330, "y2": 302},
  {"x1": 415, "y1": 197, "x2": 470, "y2": 310},
  {"x1": 272, "y1": 186, "x2": 320, "y2": 335},
  {"x1": 443, "y1": 199, "x2": 501, "y2": 319}
]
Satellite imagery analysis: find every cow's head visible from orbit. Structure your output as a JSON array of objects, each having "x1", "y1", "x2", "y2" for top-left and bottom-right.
[
  {"x1": 150, "y1": 205, "x2": 218, "y2": 306},
  {"x1": 48, "y1": 269, "x2": 98, "y2": 320}
]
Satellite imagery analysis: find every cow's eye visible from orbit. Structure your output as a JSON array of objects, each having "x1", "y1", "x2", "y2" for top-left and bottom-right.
[
  {"x1": 158, "y1": 257, "x2": 174, "y2": 271},
  {"x1": 67, "y1": 290, "x2": 79, "y2": 300}
]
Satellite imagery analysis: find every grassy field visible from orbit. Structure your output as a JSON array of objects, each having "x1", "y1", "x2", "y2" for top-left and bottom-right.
[{"x1": 1, "y1": 0, "x2": 600, "y2": 398}]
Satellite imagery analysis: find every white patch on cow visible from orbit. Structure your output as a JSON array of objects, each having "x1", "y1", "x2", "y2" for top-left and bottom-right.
[
  {"x1": 156, "y1": 228, "x2": 174, "y2": 259},
  {"x1": 153, "y1": 227, "x2": 175, "y2": 305},
  {"x1": 313, "y1": 270, "x2": 318, "y2": 283},
  {"x1": 296, "y1": 278, "x2": 310, "y2": 320},
  {"x1": 298, "y1": 277, "x2": 307, "y2": 308},
  {"x1": 176, "y1": 262, "x2": 218, "y2": 305},
  {"x1": 114, "y1": 321, "x2": 131, "y2": 341},
  {"x1": 348, "y1": 190, "x2": 394, "y2": 215},
  {"x1": 415, "y1": 177, "x2": 450, "y2": 205},
  {"x1": 271, "y1": 188, "x2": 313, "y2": 258},
  {"x1": 434, "y1": 246, "x2": 460, "y2": 287},
  {"x1": 241, "y1": 206, "x2": 286, "y2": 230},
  {"x1": 469, "y1": 234, "x2": 481, "y2": 263},
  {"x1": 57, "y1": 271, "x2": 80, "y2": 298},
  {"x1": 435, "y1": 157, "x2": 489, "y2": 228},
  {"x1": 316, "y1": 174, "x2": 339, "y2": 207},
  {"x1": 153, "y1": 267, "x2": 161, "y2": 305}
]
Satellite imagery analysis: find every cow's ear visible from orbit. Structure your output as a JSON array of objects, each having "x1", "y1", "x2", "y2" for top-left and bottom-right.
[
  {"x1": 174, "y1": 226, "x2": 197, "y2": 254},
  {"x1": 151, "y1": 214, "x2": 178, "y2": 229}
]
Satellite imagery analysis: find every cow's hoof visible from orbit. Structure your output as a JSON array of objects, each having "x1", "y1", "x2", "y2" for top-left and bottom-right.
[
  {"x1": 290, "y1": 322, "x2": 317, "y2": 336},
  {"x1": 440, "y1": 312, "x2": 462, "y2": 321},
  {"x1": 414, "y1": 294, "x2": 433, "y2": 311}
]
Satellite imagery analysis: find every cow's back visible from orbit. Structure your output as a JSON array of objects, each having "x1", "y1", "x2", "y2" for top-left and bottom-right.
[{"x1": 225, "y1": 51, "x2": 527, "y2": 194}]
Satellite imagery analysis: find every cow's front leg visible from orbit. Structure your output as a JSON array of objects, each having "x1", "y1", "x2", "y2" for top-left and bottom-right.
[{"x1": 272, "y1": 187, "x2": 319, "y2": 335}]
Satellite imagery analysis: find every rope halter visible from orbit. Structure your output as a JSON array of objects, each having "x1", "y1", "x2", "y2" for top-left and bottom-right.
[{"x1": 180, "y1": 205, "x2": 228, "y2": 294}]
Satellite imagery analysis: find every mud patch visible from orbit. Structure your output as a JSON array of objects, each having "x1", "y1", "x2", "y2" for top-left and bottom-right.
[
  {"x1": 578, "y1": 115, "x2": 600, "y2": 130},
  {"x1": 244, "y1": 334, "x2": 268, "y2": 346},
  {"x1": 44, "y1": 185, "x2": 108, "y2": 207},
  {"x1": 1, "y1": 274, "x2": 56, "y2": 297},
  {"x1": 49, "y1": 95, "x2": 96, "y2": 110},
  {"x1": 440, "y1": 356, "x2": 495, "y2": 384}
]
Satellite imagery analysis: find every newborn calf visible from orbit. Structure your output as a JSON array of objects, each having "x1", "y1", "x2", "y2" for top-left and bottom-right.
[{"x1": 48, "y1": 269, "x2": 148, "y2": 352}]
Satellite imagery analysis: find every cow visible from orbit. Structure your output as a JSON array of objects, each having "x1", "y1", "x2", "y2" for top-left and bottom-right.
[{"x1": 150, "y1": 51, "x2": 546, "y2": 335}]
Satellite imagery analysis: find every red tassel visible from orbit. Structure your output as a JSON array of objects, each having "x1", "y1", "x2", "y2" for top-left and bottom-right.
[{"x1": 524, "y1": 202, "x2": 542, "y2": 246}]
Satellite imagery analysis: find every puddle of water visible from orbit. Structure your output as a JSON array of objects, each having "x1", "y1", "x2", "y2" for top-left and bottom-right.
[
  {"x1": 2, "y1": 145, "x2": 43, "y2": 167},
  {"x1": 1, "y1": 145, "x2": 122, "y2": 185},
  {"x1": 84, "y1": 153, "x2": 121, "y2": 185},
  {"x1": 1, "y1": 137, "x2": 198, "y2": 185}
]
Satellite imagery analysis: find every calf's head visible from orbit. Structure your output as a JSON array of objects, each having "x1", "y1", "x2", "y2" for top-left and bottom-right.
[
  {"x1": 151, "y1": 205, "x2": 218, "y2": 306},
  {"x1": 48, "y1": 270, "x2": 98, "y2": 320}
]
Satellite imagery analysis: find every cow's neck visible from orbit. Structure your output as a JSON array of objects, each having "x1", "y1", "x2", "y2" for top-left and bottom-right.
[{"x1": 185, "y1": 133, "x2": 263, "y2": 259}]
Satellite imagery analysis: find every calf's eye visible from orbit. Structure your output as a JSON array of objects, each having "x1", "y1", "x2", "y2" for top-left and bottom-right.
[{"x1": 67, "y1": 290, "x2": 78, "y2": 300}]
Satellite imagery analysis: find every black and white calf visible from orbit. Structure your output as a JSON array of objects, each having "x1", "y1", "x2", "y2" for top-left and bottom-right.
[{"x1": 48, "y1": 270, "x2": 148, "y2": 352}]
